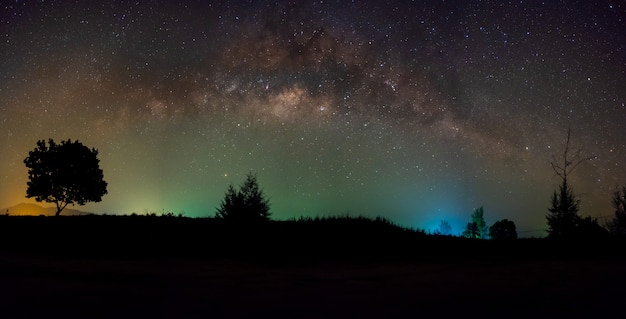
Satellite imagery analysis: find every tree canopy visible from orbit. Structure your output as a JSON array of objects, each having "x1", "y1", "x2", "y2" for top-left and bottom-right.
[
  {"x1": 24, "y1": 139, "x2": 107, "y2": 216},
  {"x1": 462, "y1": 206, "x2": 488, "y2": 239},
  {"x1": 216, "y1": 172, "x2": 271, "y2": 222},
  {"x1": 489, "y1": 219, "x2": 517, "y2": 240}
]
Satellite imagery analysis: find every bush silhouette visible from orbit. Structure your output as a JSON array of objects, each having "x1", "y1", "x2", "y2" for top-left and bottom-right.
[
  {"x1": 575, "y1": 216, "x2": 608, "y2": 238},
  {"x1": 489, "y1": 219, "x2": 517, "y2": 240},
  {"x1": 23, "y1": 139, "x2": 107, "y2": 216}
]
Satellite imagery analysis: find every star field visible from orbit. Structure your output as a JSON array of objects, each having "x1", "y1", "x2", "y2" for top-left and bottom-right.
[{"x1": 1, "y1": 1, "x2": 625, "y2": 235}]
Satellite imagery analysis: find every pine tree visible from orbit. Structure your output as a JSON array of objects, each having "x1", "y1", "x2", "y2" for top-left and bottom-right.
[
  {"x1": 608, "y1": 185, "x2": 626, "y2": 236},
  {"x1": 463, "y1": 206, "x2": 488, "y2": 239},
  {"x1": 547, "y1": 179, "x2": 580, "y2": 238},
  {"x1": 545, "y1": 128, "x2": 594, "y2": 238},
  {"x1": 216, "y1": 172, "x2": 271, "y2": 222},
  {"x1": 462, "y1": 221, "x2": 480, "y2": 239},
  {"x1": 216, "y1": 184, "x2": 243, "y2": 219}
]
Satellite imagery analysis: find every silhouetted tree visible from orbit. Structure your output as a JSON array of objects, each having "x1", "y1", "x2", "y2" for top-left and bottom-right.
[
  {"x1": 546, "y1": 128, "x2": 594, "y2": 238},
  {"x1": 462, "y1": 206, "x2": 488, "y2": 239},
  {"x1": 576, "y1": 216, "x2": 608, "y2": 238},
  {"x1": 434, "y1": 220, "x2": 452, "y2": 235},
  {"x1": 24, "y1": 139, "x2": 107, "y2": 216},
  {"x1": 489, "y1": 219, "x2": 517, "y2": 240},
  {"x1": 216, "y1": 172, "x2": 271, "y2": 221},
  {"x1": 216, "y1": 184, "x2": 242, "y2": 219},
  {"x1": 547, "y1": 180, "x2": 580, "y2": 238},
  {"x1": 608, "y1": 185, "x2": 626, "y2": 236},
  {"x1": 463, "y1": 221, "x2": 480, "y2": 238}
]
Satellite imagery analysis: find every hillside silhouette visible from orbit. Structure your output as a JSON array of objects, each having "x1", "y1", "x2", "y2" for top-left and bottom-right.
[
  {"x1": 0, "y1": 214, "x2": 622, "y2": 261},
  {"x1": 1, "y1": 203, "x2": 91, "y2": 216},
  {"x1": 2, "y1": 214, "x2": 626, "y2": 318}
]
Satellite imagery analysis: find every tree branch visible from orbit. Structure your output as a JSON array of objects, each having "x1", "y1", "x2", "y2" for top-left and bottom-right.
[{"x1": 548, "y1": 127, "x2": 595, "y2": 182}]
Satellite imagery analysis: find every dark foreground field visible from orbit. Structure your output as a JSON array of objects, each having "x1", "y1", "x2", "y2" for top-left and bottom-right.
[{"x1": 1, "y1": 216, "x2": 625, "y2": 318}]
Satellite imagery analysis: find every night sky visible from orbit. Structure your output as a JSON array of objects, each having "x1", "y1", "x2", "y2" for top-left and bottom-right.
[{"x1": 1, "y1": 0, "x2": 624, "y2": 235}]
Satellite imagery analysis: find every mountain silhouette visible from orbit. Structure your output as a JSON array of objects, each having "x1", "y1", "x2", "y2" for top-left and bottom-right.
[{"x1": 1, "y1": 203, "x2": 91, "y2": 216}]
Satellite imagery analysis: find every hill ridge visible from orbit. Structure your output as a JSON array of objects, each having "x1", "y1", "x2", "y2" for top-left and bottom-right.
[{"x1": 1, "y1": 203, "x2": 91, "y2": 216}]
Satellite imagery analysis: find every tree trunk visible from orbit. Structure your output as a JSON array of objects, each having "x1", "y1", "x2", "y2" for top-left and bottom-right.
[{"x1": 55, "y1": 201, "x2": 65, "y2": 216}]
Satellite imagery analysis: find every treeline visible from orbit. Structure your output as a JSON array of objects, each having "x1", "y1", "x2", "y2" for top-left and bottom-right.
[
  {"x1": 0, "y1": 215, "x2": 419, "y2": 261},
  {"x1": 1, "y1": 214, "x2": 625, "y2": 262},
  {"x1": 16, "y1": 136, "x2": 626, "y2": 249}
]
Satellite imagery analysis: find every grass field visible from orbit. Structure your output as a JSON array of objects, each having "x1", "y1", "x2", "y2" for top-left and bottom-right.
[
  {"x1": 2, "y1": 256, "x2": 625, "y2": 318},
  {"x1": 1, "y1": 216, "x2": 625, "y2": 318}
]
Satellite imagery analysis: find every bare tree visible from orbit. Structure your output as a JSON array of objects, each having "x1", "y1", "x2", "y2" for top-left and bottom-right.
[
  {"x1": 549, "y1": 128, "x2": 596, "y2": 184},
  {"x1": 546, "y1": 128, "x2": 595, "y2": 238}
]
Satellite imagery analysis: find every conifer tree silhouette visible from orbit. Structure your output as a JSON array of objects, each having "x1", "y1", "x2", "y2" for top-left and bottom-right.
[
  {"x1": 608, "y1": 185, "x2": 626, "y2": 236},
  {"x1": 546, "y1": 128, "x2": 594, "y2": 238},
  {"x1": 216, "y1": 172, "x2": 271, "y2": 221}
]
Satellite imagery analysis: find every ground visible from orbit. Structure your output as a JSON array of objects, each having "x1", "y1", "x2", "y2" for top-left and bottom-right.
[{"x1": 1, "y1": 254, "x2": 625, "y2": 318}]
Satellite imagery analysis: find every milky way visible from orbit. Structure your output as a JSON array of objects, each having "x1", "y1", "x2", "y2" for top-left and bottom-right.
[{"x1": 1, "y1": 1, "x2": 625, "y2": 235}]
